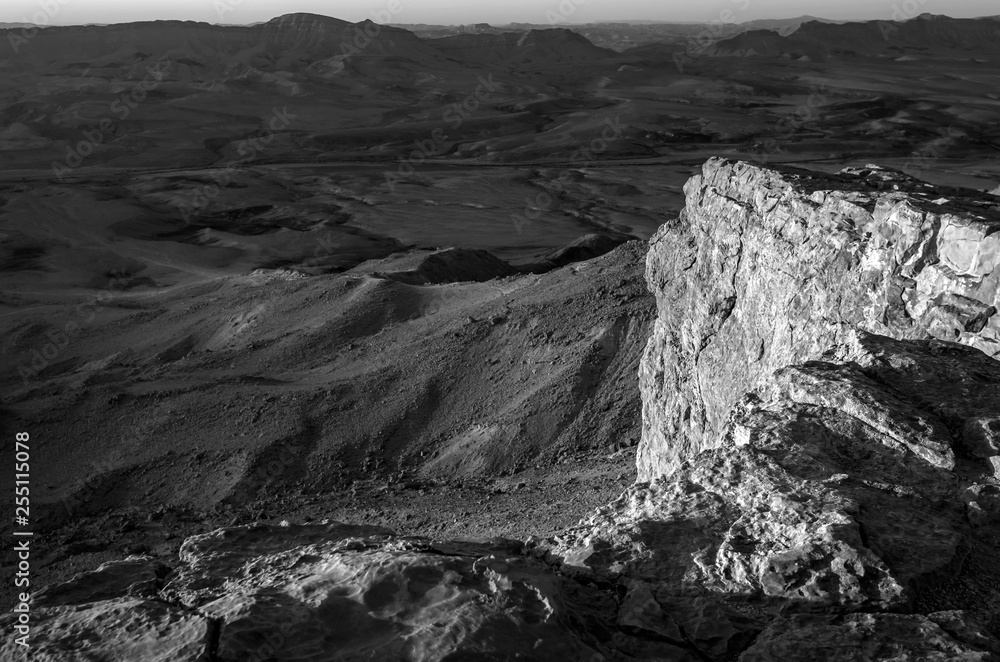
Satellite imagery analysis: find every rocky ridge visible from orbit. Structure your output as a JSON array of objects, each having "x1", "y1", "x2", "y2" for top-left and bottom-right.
[
  {"x1": 1, "y1": 13, "x2": 442, "y2": 64},
  {"x1": 8, "y1": 160, "x2": 1000, "y2": 661},
  {"x1": 711, "y1": 16, "x2": 1000, "y2": 59}
]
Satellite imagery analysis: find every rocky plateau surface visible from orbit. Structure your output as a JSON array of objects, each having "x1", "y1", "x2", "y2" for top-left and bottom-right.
[{"x1": 8, "y1": 159, "x2": 1000, "y2": 661}]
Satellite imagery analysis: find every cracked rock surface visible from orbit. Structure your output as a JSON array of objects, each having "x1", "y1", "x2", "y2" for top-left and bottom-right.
[
  {"x1": 11, "y1": 160, "x2": 1000, "y2": 661},
  {"x1": 639, "y1": 157, "x2": 1000, "y2": 479},
  {"x1": 546, "y1": 330, "x2": 1000, "y2": 659}
]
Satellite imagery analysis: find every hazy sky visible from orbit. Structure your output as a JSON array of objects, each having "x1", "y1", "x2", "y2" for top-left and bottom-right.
[{"x1": 2, "y1": 0, "x2": 997, "y2": 26}]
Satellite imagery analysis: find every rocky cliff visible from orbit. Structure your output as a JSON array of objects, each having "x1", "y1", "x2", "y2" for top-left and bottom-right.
[
  {"x1": 639, "y1": 158, "x2": 1000, "y2": 480},
  {"x1": 9, "y1": 160, "x2": 1000, "y2": 661}
]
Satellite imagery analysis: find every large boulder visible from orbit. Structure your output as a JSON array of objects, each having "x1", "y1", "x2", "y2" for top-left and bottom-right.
[{"x1": 639, "y1": 158, "x2": 1000, "y2": 479}]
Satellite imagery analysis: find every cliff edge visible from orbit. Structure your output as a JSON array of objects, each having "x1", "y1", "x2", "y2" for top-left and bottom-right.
[
  {"x1": 9, "y1": 160, "x2": 1000, "y2": 661},
  {"x1": 640, "y1": 158, "x2": 1000, "y2": 480}
]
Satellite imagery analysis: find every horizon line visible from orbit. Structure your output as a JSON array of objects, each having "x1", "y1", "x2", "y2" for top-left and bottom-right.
[{"x1": 2, "y1": 11, "x2": 996, "y2": 29}]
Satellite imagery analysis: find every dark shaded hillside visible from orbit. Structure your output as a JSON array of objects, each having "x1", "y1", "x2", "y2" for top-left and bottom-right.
[
  {"x1": 713, "y1": 15, "x2": 1000, "y2": 59},
  {"x1": 2, "y1": 13, "x2": 442, "y2": 66},
  {"x1": 430, "y1": 29, "x2": 617, "y2": 66}
]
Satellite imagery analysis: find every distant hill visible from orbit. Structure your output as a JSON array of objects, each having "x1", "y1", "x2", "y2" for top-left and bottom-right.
[
  {"x1": 388, "y1": 22, "x2": 508, "y2": 38},
  {"x1": 620, "y1": 42, "x2": 685, "y2": 60},
  {"x1": 739, "y1": 15, "x2": 843, "y2": 35},
  {"x1": 0, "y1": 14, "x2": 619, "y2": 72},
  {"x1": 430, "y1": 28, "x2": 616, "y2": 66},
  {"x1": 712, "y1": 15, "x2": 1000, "y2": 59},
  {"x1": 395, "y1": 18, "x2": 847, "y2": 52},
  {"x1": 399, "y1": 19, "x2": 843, "y2": 52},
  {"x1": 0, "y1": 13, "x2": 443, "y2": 67}
]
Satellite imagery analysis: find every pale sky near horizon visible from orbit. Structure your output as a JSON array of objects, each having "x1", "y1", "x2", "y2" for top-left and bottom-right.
[{"x1": 1, "y1": 0, "x2": 996, "y2": 26}]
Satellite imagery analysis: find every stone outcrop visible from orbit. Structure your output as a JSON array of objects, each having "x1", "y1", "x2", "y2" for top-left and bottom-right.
[
  {"x1": 639, "y1": 158, "x2": 1000, "y2": 480},
  {"x1": 545, "y1": 330, "x2": 1000, "y2": 657},
  {"x1": 13, "y1": 160, "x2": 1000, "y2": 661},
  {"x1": 6, "y1": 524, "x2": 617, "y2": 661}
]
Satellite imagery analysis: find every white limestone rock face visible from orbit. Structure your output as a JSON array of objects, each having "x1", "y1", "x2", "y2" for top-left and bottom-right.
[
  {"x1": 543, "y1": 331, "x2": 1000, "y2": 660},
  {"x1": 639, "y1": 158, "x2": 1000, "y2": 480}
]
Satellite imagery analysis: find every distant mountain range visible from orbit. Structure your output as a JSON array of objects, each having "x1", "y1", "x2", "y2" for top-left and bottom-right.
[
  {"x1": 394, "y1": 16, "x2": 843, "y2": 50},
  {"x1": 712, "y1": 14, "x2": 1000, "y2": 59},
  {"x1": 429, "y1": 29, "x2": 615, "y2": 66},
  {"x1": 1, "y1": 14, "x2": 442, "y2": 66},
  {"x1": 2, "y1": 12, "x2": 999, "y2": 69}
]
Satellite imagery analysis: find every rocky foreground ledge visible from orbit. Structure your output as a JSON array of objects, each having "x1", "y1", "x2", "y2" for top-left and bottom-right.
[{"x1": 8, "y1": 159, "x2": 1000, "y2": 661}]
